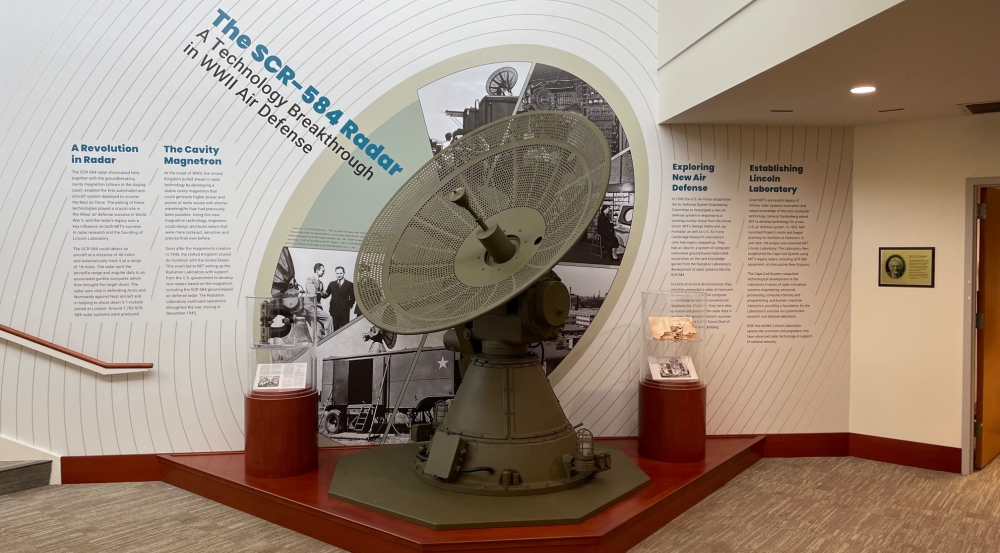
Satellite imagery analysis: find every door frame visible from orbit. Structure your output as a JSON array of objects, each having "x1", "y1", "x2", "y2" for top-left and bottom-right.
[{"x1": 966, "y1": 177, "x2": 1000, "y2": 474}]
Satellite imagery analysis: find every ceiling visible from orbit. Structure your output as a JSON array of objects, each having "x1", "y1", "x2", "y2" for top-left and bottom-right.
[{"x1": 664, "y1": 0, "x2": 1000, "y2": 126}]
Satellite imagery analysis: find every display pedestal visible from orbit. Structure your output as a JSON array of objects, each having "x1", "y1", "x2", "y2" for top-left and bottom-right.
[
  {"x1": 160, "y1": 437, "x2": 764, "y2": 552},
  {"x1": 638, "y1": 381, "x2": 706, "y2": 463},
  {"x1": 245, "y1": 389, "x2": 318, "y2": 478}
]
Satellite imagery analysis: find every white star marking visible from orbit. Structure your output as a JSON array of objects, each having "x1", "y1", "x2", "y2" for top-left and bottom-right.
[{"x1": 437, "y1": 357, "x2": 448, "y2": 369}]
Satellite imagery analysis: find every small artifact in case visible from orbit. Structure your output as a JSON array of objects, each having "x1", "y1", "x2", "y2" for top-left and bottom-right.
[
  {"x1": 252, "y1": 362, "x2": 309, "y2": 391},
  {"x1": 647, "y1": 356, "x2": 698, "y2": 383},
  {"x1": 246, "y1": 296, "x2": 318, "y2": 394},
  {"x1": 648, "y1": 316, "x2": 699, "y2": 341}
]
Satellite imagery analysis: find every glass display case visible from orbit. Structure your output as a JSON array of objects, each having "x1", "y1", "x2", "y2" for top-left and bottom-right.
[
  {"x1": 246, "y1": 295, "x2": 318, "y2": 396},
  {"x1": 639, "y1": 291, "x2": 706, "y2": 389}
]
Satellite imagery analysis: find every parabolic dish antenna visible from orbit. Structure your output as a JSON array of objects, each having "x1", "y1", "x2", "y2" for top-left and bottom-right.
[
  {"x1": 355, "y1": 111, "x2": 610, "y2": 335},
  {"x1": 486, "y1": 66, "x2": 518, "y2": 96}
]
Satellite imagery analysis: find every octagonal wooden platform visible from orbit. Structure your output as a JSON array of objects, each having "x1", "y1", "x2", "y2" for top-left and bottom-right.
[{"x1": 158, "y1": 436, "x2": 763, "y2": 553}]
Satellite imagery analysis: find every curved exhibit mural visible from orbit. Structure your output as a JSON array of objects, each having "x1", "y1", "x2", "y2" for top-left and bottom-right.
[
  {"x1": 258, "y1": 59, "x2": 641, "y2": 445},
  {"x1": 0, "y1": 1, "x2": 658, "y2": 456}
]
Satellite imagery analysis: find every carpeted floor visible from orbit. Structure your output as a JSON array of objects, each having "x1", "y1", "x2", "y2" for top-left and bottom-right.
[
  {"x1": 0, "y1": 480, "x2": 345, "y2": 552},
  {"x1": 634, "y1": 456, "x2": 1000, "y2": 553},
  {"x1": 0, "y1": 457, "x2": 998, "y2": 552}
]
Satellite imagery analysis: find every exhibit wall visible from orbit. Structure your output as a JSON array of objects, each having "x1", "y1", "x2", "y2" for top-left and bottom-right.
[
  {"x1": 0, "y1": 0, "x2": 859, "y2": 458},
  {"x1": 556, "y1": 124, "x2": 853, "y2": 436},
  {"x1": 852, "y1": 113, "x2": 1000, "y2": 449},
  {"x1": 0, "y1": 0, "x2": 661, "y2": 456}
]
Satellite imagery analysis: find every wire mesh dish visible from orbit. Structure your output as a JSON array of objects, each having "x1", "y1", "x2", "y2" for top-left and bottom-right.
[{"x1": 356, "y1": 111, "x2": 611, "y2": 334}]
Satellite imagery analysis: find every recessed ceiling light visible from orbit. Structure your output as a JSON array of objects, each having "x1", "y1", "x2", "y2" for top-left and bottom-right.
[{"x1": 851, "y1": 86, "x2": 877, "y2": 94}]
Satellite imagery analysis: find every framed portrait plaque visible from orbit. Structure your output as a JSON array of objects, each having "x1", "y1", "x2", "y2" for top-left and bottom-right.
[{"x1": 878, "y1": 247, "x2": 935, "y2": 287}]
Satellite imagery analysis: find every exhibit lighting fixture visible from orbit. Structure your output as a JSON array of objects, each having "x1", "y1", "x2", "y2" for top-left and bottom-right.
[
  {"x1": 577, "y1": 428, "x2": 595, "y2": 458},
  {"x1": 575, "y1": 428, "x2": 596, "y2": 472},
  {"x1": 850, "y1": 86, "x2": 877, "y2": 94},
  {"x1": 432, "y1": 400, "x2": 449, "y2": 428}
]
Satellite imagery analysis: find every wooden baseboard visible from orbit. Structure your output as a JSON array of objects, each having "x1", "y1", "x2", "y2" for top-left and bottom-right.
[
  {"x1": 62, "y1": 454, "x2": 162, "y2": 484},
  {"x1": 761, "y1": 433, "x2": 849, "y2": 458},
  {"x1": 712, "y1": 433, "x2": 849, "y2": 458},
  {"x1": 848, "y1": 433, "x2": 962, "y2": 474},
  {"x1": 714, "y1": 433, "x2": 960, "y2": 473}
]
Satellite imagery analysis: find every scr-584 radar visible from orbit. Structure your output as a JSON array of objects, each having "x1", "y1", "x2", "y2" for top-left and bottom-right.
[{"x1": 329, "y1": 111, "x2": 649, "y2": 528}]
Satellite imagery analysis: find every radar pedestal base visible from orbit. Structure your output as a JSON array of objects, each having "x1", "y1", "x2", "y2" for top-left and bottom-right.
[
  {"x1": 413, "y1": 354, "x2": 598, "y2": 495},
  {"x1": 328, "y1": 442, "x2": 649, "y2": 529}
]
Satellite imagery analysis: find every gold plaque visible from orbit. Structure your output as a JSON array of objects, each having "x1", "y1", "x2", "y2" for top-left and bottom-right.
[{"x1": 879, "y1": 247, "x2": 935, "y2": 287}]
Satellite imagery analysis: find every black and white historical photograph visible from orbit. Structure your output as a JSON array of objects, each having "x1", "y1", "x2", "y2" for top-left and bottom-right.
[
  {"x1": 659, "y1": 358, "x2": 690, "y2": 378},
  {"x1": 417, "y1": 62, "x2": 634, "y2": 268},
  {"x1": 312, "y1": 262, "x2": 617, "y2": 444},
  {"x1": 536, "y1": 263, "x2": 618, "y2": 374},
  {"x1": 257, "y1": 376, "x2": 279, "y2": 388},
  {"x1": 317, "y1": 337, "x2": 456, "y2": 446},
  {"x1": 516, "y1": 63, "x2": 628, "y2": 157},
  {"x1": 270, "y1": 246, "x2": 362, "y2": 341},
  {"x1": 647, "y1": 356, "x2": 699, "y2": 382},
  {"x1": 558, "y1": 151, "x2": 634, "y2": 266},
  {"x1": 306, "y1": 294, "x2": 450, "y2": 445},
  {"x1": 416, "y1": 61, "x2": 532, "y2": 154}
]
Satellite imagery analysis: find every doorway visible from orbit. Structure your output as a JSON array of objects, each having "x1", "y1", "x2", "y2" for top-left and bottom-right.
[
  {"x1": 974, "y1": 184, "x2": 1000, "y2": 469},
  {"x1": 347, "y1": 358, "x2": 374, "y2": 405}
]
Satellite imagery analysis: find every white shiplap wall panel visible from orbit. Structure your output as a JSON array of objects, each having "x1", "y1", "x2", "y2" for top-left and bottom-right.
[{"x1": 558, "y1": 122, "x2": 852, "y2": 437}]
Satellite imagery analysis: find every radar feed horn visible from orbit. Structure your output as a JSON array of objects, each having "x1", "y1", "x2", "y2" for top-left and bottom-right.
[{"x1": 448, "y1": 186, "x2": 516, "y2": 264}]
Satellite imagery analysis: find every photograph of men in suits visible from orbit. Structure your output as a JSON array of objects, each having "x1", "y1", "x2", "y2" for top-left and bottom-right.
[
  {"x1": 325, "y1": 266, "x2": 356, "y2": 331},
  {"x1": 304, "y1": 263, "x2": 334, "y2": 336}
]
